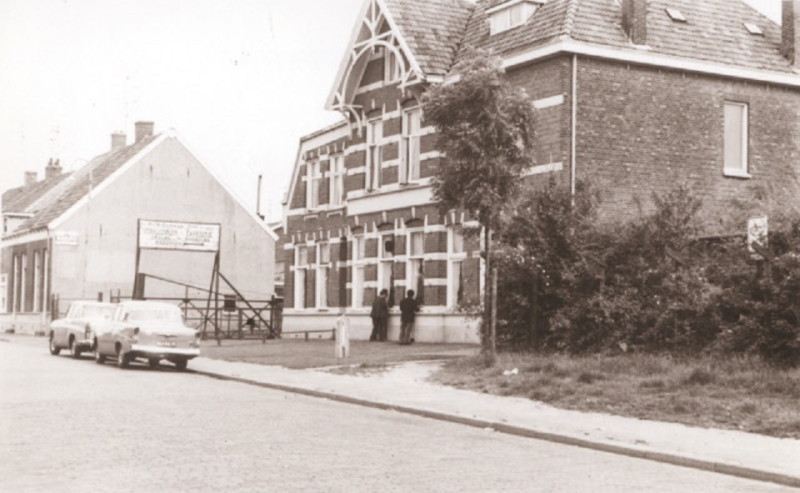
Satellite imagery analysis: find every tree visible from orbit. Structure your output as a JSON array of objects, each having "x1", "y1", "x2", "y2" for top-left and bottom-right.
[{"x1": 423, "y1": 47, "x2": 535, "y2": 363}]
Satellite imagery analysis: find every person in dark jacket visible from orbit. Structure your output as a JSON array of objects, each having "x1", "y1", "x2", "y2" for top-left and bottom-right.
[
  {"x1": 369, "y1": 289, "x2": 389, "y2": 342},
  {"x1": 399, "y1": 289, "x2": 419, "y2": 345}
]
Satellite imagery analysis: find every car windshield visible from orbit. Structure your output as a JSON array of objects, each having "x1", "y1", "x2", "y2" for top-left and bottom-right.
[
  {"x1": 83, "y1": 305, "x2": 115, "y2": 320},
  {"x1": 124, "y1": 307, "x2": 182, "y2": 323}
]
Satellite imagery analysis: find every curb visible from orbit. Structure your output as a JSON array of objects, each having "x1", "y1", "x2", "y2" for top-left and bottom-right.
[{"x1": 193, "y1": 369, "x2": 800, "y2": 489}]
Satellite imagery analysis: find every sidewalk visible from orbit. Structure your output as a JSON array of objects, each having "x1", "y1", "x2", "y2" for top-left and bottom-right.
[{"x1": 190, "y1": 356, "x2": 800, "y2": 488}]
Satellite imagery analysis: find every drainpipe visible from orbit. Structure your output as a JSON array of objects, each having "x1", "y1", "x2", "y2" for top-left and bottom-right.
[{"x1": 571, "y1": 54, "x2": 577, "y2": 197}]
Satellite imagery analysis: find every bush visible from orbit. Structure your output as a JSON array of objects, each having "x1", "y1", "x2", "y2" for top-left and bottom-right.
[{"x1": 493, "y1": 181, "x2": 800, "y2": 367}]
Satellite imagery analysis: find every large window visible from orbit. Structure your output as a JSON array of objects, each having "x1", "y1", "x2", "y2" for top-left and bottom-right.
[
  {"x1": 407, "y1": 231, "x2": 424, "y2": 297},
  {"x1": 294, "y1": 245, "x2": 309, "y2": 309},
  {"x1": 724, "y1": 102, "x2": 749, "y2": 176},
  {"x1": 448, "y1": 229, "x2": 466, "y2": 309},
  {"x1": 366, "y1": 119, "x2": 383, "y2": 191},
  {"x1": 316, "y1": 243, "x2": 330, "y2": 308},
  {"x1": 384, "y1": 48, "x2": 400, "y2": 83},
  {"x1": 379, "y1": 234, "x2": 394, "y2": 299},
  {"x1": 329, "y1": 154, "x2": 345, "y2": 206},
  {"x1": 352, "y1": 235, "x2": 366, "y2": 308},
  {"x1": 306, "y1": 161, "x2": 322, "y2": 209},
  {"x1": 401, "y1": 109, "x2": 422, "y2": 184},
  {"x1": 33, "y1": 251, "x2": 41, "y2": 313}
]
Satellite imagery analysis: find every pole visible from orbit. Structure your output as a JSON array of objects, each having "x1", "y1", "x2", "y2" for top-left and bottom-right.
[
  {"x1": 490, "y1": 267, "x2": 497, "y2": 359},
  {"x1": 530, "y1": 269, "x2": 538, "y2": 349},
  {"x1": 256, "y1": 174, "x2": 263, "y2": 219},
  {"x1": 214, "y1": 260, "x2": 220, "y2": 346},
  {"x1": 132, "y1": 220, "x2": 141, "y2": 299}
]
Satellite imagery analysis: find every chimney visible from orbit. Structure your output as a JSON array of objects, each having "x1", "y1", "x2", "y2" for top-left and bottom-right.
[
  {"x1": 45, "y1": 158, "x2": 62, "y2": 179},
  {"x1": 782, "y1": 0, "x2": 800, "y2": 66},
  {"x1": 622, "y1": 0, "x2": 647, "y2": 45},
  {"x1": 134, "y1": 121, "x2": 154, "y2": 143},
  {"x1": 111, "y1": 132, "x2": 126, "y2": 150},
  {"x1": 24, "y1": 171, "x2": 37, "y2": 185}
]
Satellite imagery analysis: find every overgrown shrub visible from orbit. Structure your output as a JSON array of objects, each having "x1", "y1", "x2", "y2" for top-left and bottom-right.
[{"x1": 493, "y1": 181, "x2": 800, "y2": 367}]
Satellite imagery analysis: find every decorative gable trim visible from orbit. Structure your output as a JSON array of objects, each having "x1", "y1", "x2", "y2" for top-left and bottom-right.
[{"x1": 325, "y1": 0, "x2": 426, "y2": 122}]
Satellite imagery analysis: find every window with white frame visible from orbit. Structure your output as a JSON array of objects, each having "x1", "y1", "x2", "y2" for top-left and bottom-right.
[
  {"x1": 329, "y1": 154, "x2": 345, "y2": 206},
  {"x1": 294, "y1": 245, "x2": 309, "y2": 309},
  {"x1": 384, "y1": 48, "x2": 401, "y2": 83},
  {"x1": 366, "y1": 119, "x2": 383, "y2": 191},
  {"x1": 724, "y1": 102, "x2": 749, "y2": 176},
  {"x1": 20, "y1": 253, "x2": 27, "y2": 312},
  {"x1": 378, "y1": 234, "x2": 394, "y2": 297},
  {"x1": 352, "y1": 235, "x2": 366, "y2": 308},
  {"x1": 401, "y1": 109, "x2": 422, "y2": 184},
  {"x1": 407, "y1": 230, "x2": 424, "y2": 297},
  {"x1": 315, "y1": 243, "x2": 330, "y2": 308},
  {"x1": 0, "y1": 273, "x2": 7, "y2": 314},
  {"x1": 306, "y1": 161, "x2": 322, "y2": 209},
  {"x1": 488, "y1": 1, "x2": 540, "y2": 35},
  {"x1": 447, "y1": 228, "x2": 466, "y2": 309},
  {"x1": 33, "y1": 251, "x2": 41, "y2": 313},
  {"x1": 42, "y1": 249, "x2": 49, "y2": 314}
]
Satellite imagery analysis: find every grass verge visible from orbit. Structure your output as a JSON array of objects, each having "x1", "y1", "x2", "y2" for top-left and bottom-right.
[{"x1": 432, "y1": 353, "x2": 800, "y2": 439}]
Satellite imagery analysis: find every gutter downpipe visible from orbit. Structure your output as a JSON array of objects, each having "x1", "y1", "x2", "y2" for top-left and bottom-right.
[{"x1": 571, "y1": 54, "x2": 577, "y2": 197}]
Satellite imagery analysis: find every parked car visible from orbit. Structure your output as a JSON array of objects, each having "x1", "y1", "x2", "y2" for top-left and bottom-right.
[
  {"x1": 48, "y1": 301, "x2": 117, "y2": 358},
  {"x1": 94, "y1": 300, "x2": 200, "y2": 370}
]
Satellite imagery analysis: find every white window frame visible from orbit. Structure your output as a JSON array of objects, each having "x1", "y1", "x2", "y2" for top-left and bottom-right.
[
  {"x1": 0, "y1": 273, "x2": 7, "y2": 314},
  {"x1": 352, "y1": 235, "x2": 366, "y2": 308},
  {"x1": 407, "y1": 230, "x2": 424, "y2": 296},
  {"x1": 488, "y1": 1, "x2": 539, "y2": 35},
  {"x1": 401, "y1": 108, "x2": 422, "y2": 184},
  {"x1": 306, "y1": 161, "x2": 322, "y2": 209},
  {"x1": 378, "y1": 233, "x2": 394, "y2": 295},
  {"x1": 329, "y1": 154, "x2": 345, "y2": 206},
  {"x1": 447, "y1": 228, "x2": 467, "y2": 309},
  {"x1": 294, "y1": 245, "x2": 308, "y2": 309},
  {"x1": 42, "y1": 249, "x2": 49, "y2": 315},
  {"x1": 384, "y1": 48, "x2": 401, "y2": 83},
  {"x1": 366, "y1": 119, "x2": 383, "y2": 191},
  {"x1": 723, "y1": 102, "x2": 749, "y2": 178},
  {"x1": 33, "y1": 250, "x2": 41, "y2": 313},
  {"x1": 20, "y1": 253, "x2": 27, "y2": 313},
  {"x1": 315, "y1": 243, "x2": 329, "y2": 309}
]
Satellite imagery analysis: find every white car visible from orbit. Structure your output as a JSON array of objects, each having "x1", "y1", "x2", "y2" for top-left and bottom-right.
[
  {"x1": 48, "y1": 301, "x2": 116, "y2": 358},
  {"x1": 94, "y1": 301, "x2": 200, "y2": 370}
]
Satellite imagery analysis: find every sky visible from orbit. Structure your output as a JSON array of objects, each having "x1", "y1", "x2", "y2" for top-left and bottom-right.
[{"x1": 0, "y1": 0, "x2": 782, "y2": 223}]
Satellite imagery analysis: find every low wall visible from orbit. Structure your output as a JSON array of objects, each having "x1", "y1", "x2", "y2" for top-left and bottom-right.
[
  {"x1": 0, "y1": 313, "x2": 49, "y2": 335},
  {"x1": 282, "y1": 309, "x2": 480, "y2": 344}
]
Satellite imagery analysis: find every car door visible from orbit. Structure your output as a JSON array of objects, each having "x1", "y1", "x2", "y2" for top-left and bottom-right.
[{"x1": 55, "y1": 304, "x2": 77, "y2": 347}]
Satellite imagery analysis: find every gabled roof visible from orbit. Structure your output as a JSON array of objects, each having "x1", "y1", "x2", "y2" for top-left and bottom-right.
[
  {"x1": 382, "y1": 0, "x2": 474, "y2": 77},
  {"x1": 14, "y1": 135, "x2": 158, "y2": 234},
  {"x1": 2, "y1": 172, "x2": 72, "y2": 215},
  {"x1": 463, "y1": 0, "x2": 794, "y2": 74}
]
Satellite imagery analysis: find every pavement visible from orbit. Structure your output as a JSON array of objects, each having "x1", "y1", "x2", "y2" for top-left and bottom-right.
[
  {"x1": 4, "y1": 333, "x2": 799, "y2": 488},
  {"x1": 189, "y1": 355, "x2": 800, "y2": 489}
]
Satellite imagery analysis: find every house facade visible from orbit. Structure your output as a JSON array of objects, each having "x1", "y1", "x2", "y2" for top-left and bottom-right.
[
  {"x1": 281, "y1": 0, "x2": 800, "y2": 343},
  {"x1": 1, "y1": 122, "x2": 277, "y2": 334}
]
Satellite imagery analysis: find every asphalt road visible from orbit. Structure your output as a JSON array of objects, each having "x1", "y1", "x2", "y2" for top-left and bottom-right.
[{"x1": 0, "y1": 338, "x2": 792, "y2": 493}]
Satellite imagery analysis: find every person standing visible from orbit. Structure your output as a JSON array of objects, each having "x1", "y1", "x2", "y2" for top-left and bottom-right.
[
  {"x1": 399, "y1": 289, "x2": 419, "y2": 345},
  {"x1": 369, "y1": 289, "x2": 389, "y2": 342}
]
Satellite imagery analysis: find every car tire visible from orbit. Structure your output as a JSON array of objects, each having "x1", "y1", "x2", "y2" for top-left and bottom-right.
[
  {"x1": 174, "y1": 359, "x2": 188, "y2": 371},
  {"x1": 49, "y1": 334, "x2": 60, "y2": 356},
  {"x1": 95, "y1": 351, "x2": 105, "y2": 364},
  {"x1": 70, "y1": 338, "x2": 81, "y2": 359},
  {"x1": 117, "y1": 350, "x2": 131, "y2": 369},
  {"x1": 148, "y1": 358, "x2": 159, "y2": 369}
]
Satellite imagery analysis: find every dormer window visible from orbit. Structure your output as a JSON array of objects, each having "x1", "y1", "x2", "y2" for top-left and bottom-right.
[
  {"x1": 744, "y1": 22, "x2": 763, "y2": 36},
  {"x1": 487, "y1": 0, "x2": 542, "y2": 35},
  {"x1": 665, "y1": 8, "x2": 687, "y2": 23}
]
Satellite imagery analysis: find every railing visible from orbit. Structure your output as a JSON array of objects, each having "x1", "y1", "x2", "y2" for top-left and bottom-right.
[{"x1": 49, "y1": 292, "x2": 284, "y2": 342}]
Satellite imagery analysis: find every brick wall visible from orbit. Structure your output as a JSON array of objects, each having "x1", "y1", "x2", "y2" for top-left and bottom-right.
[{"x1": 576, "y1": 57, "x2": 800, "y2": 234}]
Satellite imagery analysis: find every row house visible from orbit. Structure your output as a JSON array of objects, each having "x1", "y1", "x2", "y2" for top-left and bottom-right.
[{"x1": 281, "y1": 0, "x2": 800, "y2": 343}]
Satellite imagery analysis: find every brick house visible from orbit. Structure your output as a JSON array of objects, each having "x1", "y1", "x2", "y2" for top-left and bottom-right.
[
  {"x1": 1, "y1": 122, "x2": 277, "y2": 334},
  {"x1": 281, "y1": 0, "x2": 800, "y2": 343}
]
